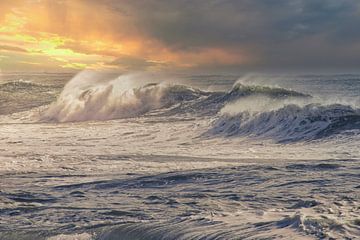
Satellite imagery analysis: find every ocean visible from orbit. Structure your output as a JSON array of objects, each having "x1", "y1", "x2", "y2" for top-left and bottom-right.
[{"x1": 0, "y1": 71, "x2": 359, "y2": 239}]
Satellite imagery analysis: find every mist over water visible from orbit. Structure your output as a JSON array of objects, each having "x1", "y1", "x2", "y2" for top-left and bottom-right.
[{"x1": 0, "y1": 71, "x2": 359, "y2": 239}]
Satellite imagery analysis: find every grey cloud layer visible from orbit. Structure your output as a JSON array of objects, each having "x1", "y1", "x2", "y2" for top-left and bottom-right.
[{"x1": 98, "y1": 0, "x2": 360, "y2": 71}]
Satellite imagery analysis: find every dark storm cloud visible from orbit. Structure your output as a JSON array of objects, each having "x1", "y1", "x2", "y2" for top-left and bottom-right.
[
  {"x1": 1, "y1": 0, "x2": 359, "y2": 71},
  {"x1": 95, "y1": 0, "x2": 360, "y2": 71}
]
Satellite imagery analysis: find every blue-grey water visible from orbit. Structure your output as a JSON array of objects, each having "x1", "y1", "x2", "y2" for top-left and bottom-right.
[{"x1": 0, "y1": 72, "x2": 359, "y2": 239}]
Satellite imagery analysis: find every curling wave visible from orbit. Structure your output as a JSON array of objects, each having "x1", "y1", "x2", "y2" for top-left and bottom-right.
[
  {"x1": 209, "y1": 103, "x2": 360, "y2": 142},
  {"x1": 40, "y1": 72, "x2": 207, "y2": 122}
]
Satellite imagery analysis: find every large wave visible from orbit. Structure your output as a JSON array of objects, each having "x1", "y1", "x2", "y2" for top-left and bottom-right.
[
  {"x1": 40, "y1": 72, "x2": 207, "y2": 122},
  {"x1": 39, "y1": 71, "x2": 360, "y2": 143},
  {"x1": 209, "y1": 102, "x2": 360, "y2": 143},
  {"x1": 40, "y1": 72, "x2": 312, "y2": 122}
]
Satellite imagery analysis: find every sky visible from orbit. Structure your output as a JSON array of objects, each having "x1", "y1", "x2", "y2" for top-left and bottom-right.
[{"x1": 0, "y1": 0, "x2": 360, "y2": 73}]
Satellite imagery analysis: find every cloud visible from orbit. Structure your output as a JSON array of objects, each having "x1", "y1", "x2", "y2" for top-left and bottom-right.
[
  {"x1": 0, "y1": 44, "x2": 28, "y2": 53},
  {"x1": 98, "y1": 0, "x2": 360, "y2": 70},
  {"x1": 1, "y1": 0, "x2": 360, "y2": 72},
  {"x1": 106, "y1": 55, "x2": 167, "y2": 71}
]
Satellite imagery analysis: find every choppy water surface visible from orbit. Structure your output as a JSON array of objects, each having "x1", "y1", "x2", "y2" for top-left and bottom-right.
[{"x1": 0, "y1": 72, "x2": 359, "y2": 239}]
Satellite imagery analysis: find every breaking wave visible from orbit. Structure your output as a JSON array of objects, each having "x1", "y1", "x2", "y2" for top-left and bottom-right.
[
  {"x1": 37, "y1": 71, "x2": 360, "y2": 142},
  {"x1": 40, "y1": 72, "x2": 207, "y2": 122},
  {"x1": 209, "y1": 103, "x2": 360, "y2": 143},
  {"x1": 40, "y1": 72, "x2": 311, "y2": 122}
]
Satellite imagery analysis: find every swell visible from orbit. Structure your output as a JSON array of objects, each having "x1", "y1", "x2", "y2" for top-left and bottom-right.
[
  {"x1": 0, "y1": 80, "x2": 60, "y2": 115},
  {"x1": 0, "y1": 79, "x2": 52, "y2": 90}
]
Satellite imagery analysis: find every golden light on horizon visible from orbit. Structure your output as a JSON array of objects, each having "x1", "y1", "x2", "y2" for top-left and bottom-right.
[{"x1": 0, "y1": 0, "x2": 249, "y2": 72}]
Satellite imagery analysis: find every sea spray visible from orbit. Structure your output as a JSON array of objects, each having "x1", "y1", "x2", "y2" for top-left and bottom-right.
[{"x1": 40, "y1": 71, "x2": 204, "y2": 122}]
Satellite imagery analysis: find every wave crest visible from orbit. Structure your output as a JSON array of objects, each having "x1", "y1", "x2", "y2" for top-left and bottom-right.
[{"x1": 228, "y1": 82, "x2": 311, "y2": 99}]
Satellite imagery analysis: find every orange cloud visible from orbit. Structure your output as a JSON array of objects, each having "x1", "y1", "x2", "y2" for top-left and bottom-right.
[
  {"x1": 0, "y1": 44, "x2": 28, "y2": 53},
  {"x1": 0, "y1": 0, "x2": 252, "y2": 72}
]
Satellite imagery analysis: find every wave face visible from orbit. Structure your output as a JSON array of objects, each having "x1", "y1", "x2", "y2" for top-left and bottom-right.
[{"x1": 209, "y1": 103, "x2": 360, "y2": 142}]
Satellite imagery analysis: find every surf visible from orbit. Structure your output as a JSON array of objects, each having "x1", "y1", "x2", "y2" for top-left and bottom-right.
[
  {"x1": 8, "y1": 71, "x2": 357, "y2": 142},
  {"x1": 209, "y1": 101, "x2": 360, "y2": 143},
  {"x1": 39, "y1": 72, "x2": 312, "y2": 122}
]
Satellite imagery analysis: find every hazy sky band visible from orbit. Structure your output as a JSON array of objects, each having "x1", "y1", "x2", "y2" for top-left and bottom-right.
[{"x1": 0, "y1": 0, "x2": 359, "y2": 72}]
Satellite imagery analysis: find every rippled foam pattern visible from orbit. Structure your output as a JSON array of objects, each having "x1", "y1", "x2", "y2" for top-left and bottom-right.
[{"x1": 0, "y1": 161, "x2": 359, "y2": 240}]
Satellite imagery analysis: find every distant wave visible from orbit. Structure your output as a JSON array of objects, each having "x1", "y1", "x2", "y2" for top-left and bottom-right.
[
  {"x1": 0, "y1": 80, "x2": 59, "y2": 115},
  {"x1": 0, "y1": 79, "x2": 41, "y2": 90},
  {"x1": 0, "y1": 79, "x2": 58, "y2": 93},
  {"x1": 226, "y1": 82, "x2": 311, "y2": 99},
  {"x1": 208, "y1": 103, "x2": 360, "y2": 143}
]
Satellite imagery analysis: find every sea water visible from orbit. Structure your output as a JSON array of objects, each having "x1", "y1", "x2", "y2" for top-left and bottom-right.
[{"x1": 0, "y1": 71, "x2": 359, "y2": 239}]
